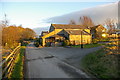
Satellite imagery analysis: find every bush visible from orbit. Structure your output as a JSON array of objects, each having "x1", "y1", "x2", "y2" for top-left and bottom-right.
[
  {"x1": 21, "y1": 41, "x2": 29, "y2": 46},
  {"x1": 62, "y1": 40, "x2": 70, "y2": 46},
  {"x1": 45, "y1": 42, "x2": 51, "y2": 47},
  {"x1": 92, "y1": 39, "x2": 99, "y2": 43},
  {"x1": 100, "y1": 38, "x2": 110, "y2": 42},
  {"x1": 34, "y1": 42, "x2": 39, "y2": 47}
]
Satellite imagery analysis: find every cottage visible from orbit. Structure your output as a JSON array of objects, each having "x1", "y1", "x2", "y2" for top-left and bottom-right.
[
  {"x1": 90, "y1": 25, "x2": 107, "y2": 38},
  {"x1": 63, "y1": 29, "x2": 91, "y2": 45},
  {"x1": 39, "y1": 31, "x2": 49, "y2": 44},
  {"x1": 108, "y1": 29, "x2": 120, "y2": 38},
  {"x1": 41, "y1": 24, "x2": 92, "y2": 46}
]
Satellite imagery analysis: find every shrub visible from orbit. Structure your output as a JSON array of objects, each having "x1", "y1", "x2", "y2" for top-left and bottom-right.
[
  {"x1": 92, "y1": 39, "x2": 99, "y2": 43},
  {"x1": 21, "y1": 41, "x2": 29, "y2": 46},
  {"x1": 34, "y1": 42, "x2": 39, "y2": 47},
  {"x1": 62, "y1": 40, "x2": 70, "y2": 46},
  {"x1": 45, "y1": 42, "x2": 51, "y2": 47}
]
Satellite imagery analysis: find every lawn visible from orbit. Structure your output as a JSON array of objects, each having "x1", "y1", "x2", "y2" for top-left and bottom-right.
[
  {"x1": 81, "y1": 44, "x2": 119, "y2": 78},
  {"x1": 10, "y1": 46, "x2": 25, "y2": 78},
  {"x1": 71, "y1": 43, "x2": 102, "y2": 48}
]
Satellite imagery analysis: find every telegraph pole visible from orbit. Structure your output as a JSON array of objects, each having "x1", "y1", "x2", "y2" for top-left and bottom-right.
[{"x1": 81, "y1": 29, "x2": 83, "y2": 48}]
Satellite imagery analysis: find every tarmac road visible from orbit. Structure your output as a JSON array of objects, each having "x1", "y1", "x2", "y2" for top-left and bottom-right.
[{"x1": 25, "y1": 42, "x2": 102, "y2": 79}]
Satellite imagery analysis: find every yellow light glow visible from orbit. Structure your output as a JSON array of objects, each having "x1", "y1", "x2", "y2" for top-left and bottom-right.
[{"x1": 102, "y1": 34, "x2": 106, "y2": 37}]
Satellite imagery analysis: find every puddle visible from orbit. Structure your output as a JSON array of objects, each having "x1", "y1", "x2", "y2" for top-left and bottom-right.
[
  {"x1": 26, "y1": 57, "x2": 43, "y2": 62},
  {"x1": 44, "y1": 55, "x2": 54, "y2": 59}
]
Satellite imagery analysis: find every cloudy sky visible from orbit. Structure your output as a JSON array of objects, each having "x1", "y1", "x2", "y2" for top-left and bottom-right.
[
  {"x1": 48, "y1": 1, "x2": 118, "y2": 25},
  {"x1": 0, "y1": 0, "x2": 118, "y2": 29}
]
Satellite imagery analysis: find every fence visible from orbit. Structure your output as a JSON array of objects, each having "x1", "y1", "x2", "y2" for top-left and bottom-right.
[{"x1": 0, "y1": 44, "x2": 21, "y2": 78}]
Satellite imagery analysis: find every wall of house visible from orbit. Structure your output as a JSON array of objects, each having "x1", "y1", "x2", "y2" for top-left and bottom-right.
[
  {"x1": 84, "y1": 29, "x2": 90, "y2": 33},
  {"x1": 43, "y1": 25, "x2": 92, "y2": 46},
  {"x1": 42, "y1": 29, "x2": 63, "y2": 46},
  {"x1": 58, "y1": 30, "x2": 69, "y2": 39},
  {"x1": 42, "y1": 29, "x2": 62, "y2": 38},
  {"x1": 96, "y1": 25, "x2": 107, "y2": 38},
  {"x1": 82, "y1": 35, "x2": 92, "y2": 44},
  {"x1": 57, "y1": 30, "x2": 64, "y2": 34},
  {"x1": 63, "y1": 30, "x2": 69, "y2": 39},
  {"x1": 69, "y1": 35, "x2": 91, "y2": 45}
]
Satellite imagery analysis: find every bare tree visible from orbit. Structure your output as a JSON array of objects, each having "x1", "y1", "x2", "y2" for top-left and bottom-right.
[
  {"x1": 0, "y1": 23, "x2": 2, "y2": 46},
  {"x1": 0, "y1": 14, "x2": 9, "y2": 28},
  {"x1": 116, "y1": 20, "x2": 120, "y2": 29},
  {"x1": 69, "y1": 16, "x2": 94, "y2": 27},
  {"x1": 69, "y1": 20, "x2": 76, "y2": 25},
  {"x1": 80, "y1": 16, "x2": 94, "y2": 28},
  {"x1": 105, "y1": 18, "x2": 116, "y2": 34}
]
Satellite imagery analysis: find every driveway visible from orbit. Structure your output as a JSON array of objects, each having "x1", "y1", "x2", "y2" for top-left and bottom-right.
[{"x1": 25, "y1": 42, "x2": 102, "y2": 78}]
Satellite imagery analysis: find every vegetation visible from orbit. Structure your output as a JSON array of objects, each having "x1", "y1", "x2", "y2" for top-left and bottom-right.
[
  {"x1": 34, "y1": 38, "x2": 40, "y2": 47},
  {"x1": 69, "y1": 20, "x2": 76, "y2": 25},
  {"x1": 21, "y1": 41, "x2": 30, "y2": 46},
  {"x1": 105, "y1": 18, "x2": 116, "y2": 34},
  {"x1": 81, "y1": 40, "x2": 119, "y2": 78},
  {"x1": 92, "y1": 38, "x2": 110, "y2": 44},
  {"x1": 69, "y1": 16, "x2": 94, "y2": 28},
  {"x1": 0, "y1": 25, "x2": 2, "y2": 46},
  {"x1": 71, "y1": 43, "x2": 102, "y2": 48},
  {"x1": 2, "y1": 25, "x2": 36, "y2": 49},
  {"x1": 10, "y1": 46, "x2": 25, "y2": 78},
  {"x1": 34, "y1": 42, "x2": 40, "y2": 47},
  {"x1": 92, "y1": 39, "x2": 99, "y2": 44},
  {"x1": 80, "y1": 16, "x2": 94, "y2": 28},
  {"x1": 62, "y1": 40, "x2": 71, "y2": 46}
]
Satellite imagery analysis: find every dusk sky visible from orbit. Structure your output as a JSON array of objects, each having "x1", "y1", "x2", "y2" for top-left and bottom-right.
[{"x1": 0, "y1": 0, "x2": 119, "y2": 29}]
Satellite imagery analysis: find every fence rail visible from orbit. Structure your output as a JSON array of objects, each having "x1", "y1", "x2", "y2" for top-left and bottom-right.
[{"x1": 0, "y1": 45, "x2": 21, "y2": 78}]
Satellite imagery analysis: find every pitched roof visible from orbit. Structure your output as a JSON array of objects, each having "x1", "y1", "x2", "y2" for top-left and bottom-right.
[
  {"x1": 51, "y1": 24, "x2": 87, "y2": 29},
  {"x1": 41, "y1": 31, "x2": 49, "y2": 36},
  {"x1": 64, "y1": 30, "x2": 91, "y2": 35},
  {"x1": 41, "y1": 31, "x2": 49, "y2": 33},
  {"x1": 50, "y1": 34, "x2": 64, "y2": 37},
  {"x1": 91, "y1": 25, "x2": 106, "y2": 30}
]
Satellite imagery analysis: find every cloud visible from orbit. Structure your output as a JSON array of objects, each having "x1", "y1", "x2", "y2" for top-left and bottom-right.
[
  {"x1": 1, "y1": 0, "x2": 119, "y2": 2},
  {"x1": 33, "y1": 26, "x2": 49, "y2": 35},
  {"x1": 46, "y1": 2, "x2": 118, "y2": 25}
]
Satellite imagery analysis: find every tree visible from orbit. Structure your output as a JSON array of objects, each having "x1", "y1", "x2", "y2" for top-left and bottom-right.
[
  {"x1": 104, "y1": 18, "x2": 116, "y2": 34},
  {"x1": 21, "y1": 28, "x2": 36, "y2": 40},
  {"x1": 1, "y1": 14, "x2": 9, "y2": 27},
  {"x1": 0, "y1": 14, "x2": 9, "y2": 46},
  {"x1": 0, "y1": 23, "x2": 2, "y2": 46},
  {"x1": 117, "y1": 20, "x2": 120, "y2": 29},
  {"x1": 2, "y1": 25, "x2": 36, "y2": 48},
  {"x1": 80, "y1": 16, "x2": 94, "y2": 28},
  {"x1": 68, "y1": 16, "x2": 94, "y2": 28},
  {"x1": 69, "y1": 20, "x2": 76, "y2": 25}
]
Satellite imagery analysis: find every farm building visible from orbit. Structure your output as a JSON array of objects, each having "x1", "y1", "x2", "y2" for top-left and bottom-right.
[{"x1": 41, "y1": 24, "x2": 92, "y2": 46}]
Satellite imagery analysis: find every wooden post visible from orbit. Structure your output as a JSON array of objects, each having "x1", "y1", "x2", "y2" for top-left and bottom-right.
[
  {"x1": 42, "y1": 38, "x2": 45, "y2": 46},
  {"x1": 81, "y1": 30, "x2": 83, "y2": 48}
]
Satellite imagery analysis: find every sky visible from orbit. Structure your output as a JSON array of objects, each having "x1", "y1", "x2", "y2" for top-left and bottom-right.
[{"x1": 0, "y1": 0, "x2": 119, "y2": 29}]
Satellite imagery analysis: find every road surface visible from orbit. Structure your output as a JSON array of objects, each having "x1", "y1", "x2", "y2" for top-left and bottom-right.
[{"x1": 25, "y1": 42, "x2": 102, "y2": 78}]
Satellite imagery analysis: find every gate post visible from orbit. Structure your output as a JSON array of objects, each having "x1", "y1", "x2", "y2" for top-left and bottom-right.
[{"x1": 42, "y1": 38, "x2": 45, "y2": 46}]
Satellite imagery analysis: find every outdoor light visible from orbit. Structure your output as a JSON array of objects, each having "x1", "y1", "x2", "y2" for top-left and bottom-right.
[{"x1": 102, "y1": 33, "x2": 106, "y2": 37}]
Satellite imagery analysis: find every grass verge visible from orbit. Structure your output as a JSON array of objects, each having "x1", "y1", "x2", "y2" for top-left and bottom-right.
[
  {"x1": 71, "y1": 43, "x2": 102, "y2": 48},
  {"x1": 81, "y1": 48, "x2": 119, "y2": 78},
  {"x1": 10, "y1": 46, "x2": 25, "y2": 78}
]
